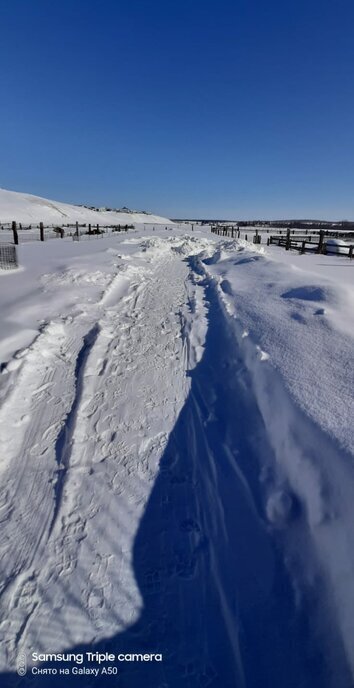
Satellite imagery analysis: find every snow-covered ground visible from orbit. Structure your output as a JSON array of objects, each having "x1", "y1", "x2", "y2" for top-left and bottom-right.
[
  {"x1": 0, "y1": 188, "x2": 172, "y2": 226},
  {"x1": 0, "y1": 225, "x2": 353, "y2": 687}
]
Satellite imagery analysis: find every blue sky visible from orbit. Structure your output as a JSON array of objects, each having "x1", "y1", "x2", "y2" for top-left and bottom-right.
[{"x1": 1, "y1": 0, "x2": 354, "y2": 219}]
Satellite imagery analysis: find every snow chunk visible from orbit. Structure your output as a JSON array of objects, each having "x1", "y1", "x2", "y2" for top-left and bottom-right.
[{"x1": 266, "y1": 489, "x2": 296, "y2": 526}]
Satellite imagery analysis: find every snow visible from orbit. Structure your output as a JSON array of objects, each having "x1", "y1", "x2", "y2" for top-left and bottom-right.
[
  {"x1": 0, "y1": 223, "x2": 353, "y2": 687},
  {"x1": 326, "y1": 238, "x2": 351, "y2": 254},
  {"x1": 0, "y1": 188, "x2": 172, "y2": 226}
]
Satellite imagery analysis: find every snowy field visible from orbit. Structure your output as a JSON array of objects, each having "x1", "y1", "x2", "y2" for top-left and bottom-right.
[{"x1": 0, "y1": 223, "x2": 353, "y2": 687}]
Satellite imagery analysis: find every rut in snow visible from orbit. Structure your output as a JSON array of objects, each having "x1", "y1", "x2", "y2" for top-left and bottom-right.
[{"x1": 49, "y1": 323, "x2": 100, "y2": 536}]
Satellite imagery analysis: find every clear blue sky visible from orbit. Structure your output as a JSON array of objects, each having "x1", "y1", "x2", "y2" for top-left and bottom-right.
[{"x1": 1, "y1": 0, "x2": 354, "y2": 219}]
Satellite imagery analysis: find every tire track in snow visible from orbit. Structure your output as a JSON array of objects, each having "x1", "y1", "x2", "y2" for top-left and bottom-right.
[
  {"x1": 0, "y1": 320, "x2": 90, "y2": 589},
  {"x1": 0, "y1": 317, "x2": 104, "y2": 667},
  {"x1": 48, "y1": 323, "x2": 100, "y2": 537}
]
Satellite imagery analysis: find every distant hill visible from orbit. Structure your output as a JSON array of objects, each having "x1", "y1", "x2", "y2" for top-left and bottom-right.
[{"x1": 0, "y1": 188, "x2": 172, "y2": 225}]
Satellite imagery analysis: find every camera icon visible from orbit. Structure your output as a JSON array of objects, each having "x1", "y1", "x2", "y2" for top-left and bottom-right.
[{"x1": 16, "y1": 653, "x2": 27, "y2": 677}]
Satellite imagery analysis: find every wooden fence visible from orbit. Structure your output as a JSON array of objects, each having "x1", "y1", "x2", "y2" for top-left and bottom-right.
[
  {"x1": 0, "y1": 221, "x2": 134, "y2": 245},
  {"x1": 268, "y1": 229, "x2": 354, "y2": 258},
  {"x1": 211, "y1": 225, "x2": 354, "y2": 259},
  {"x1": 211, "y1": 225, "x2": 241, "y2": 238}
]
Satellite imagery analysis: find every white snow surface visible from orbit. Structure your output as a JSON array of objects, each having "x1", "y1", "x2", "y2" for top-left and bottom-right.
[
  {"x1": 0, "y1": 188, "x2": 172, "y2": 225},
  {"x1": 0, "y1": 225, "x2": 353, "y2": 687}
]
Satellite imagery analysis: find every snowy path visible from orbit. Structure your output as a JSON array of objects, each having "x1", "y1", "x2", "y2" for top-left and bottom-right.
[
  {"x1": 0, "y1": 232, "x2": 353, "y2": 687},
  {"x1": 0, "y1": 238, "x2": 201, "y2": 667}
]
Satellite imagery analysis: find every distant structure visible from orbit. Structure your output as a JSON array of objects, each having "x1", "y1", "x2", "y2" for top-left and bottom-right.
[{"x1": 78, "y1": 204, "x2": 152, "y2": 215}]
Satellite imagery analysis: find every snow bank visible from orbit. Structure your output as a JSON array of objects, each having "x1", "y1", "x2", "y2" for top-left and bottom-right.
[{"x1": 200, "y1": 239, "x2": 354, "y2": 679}]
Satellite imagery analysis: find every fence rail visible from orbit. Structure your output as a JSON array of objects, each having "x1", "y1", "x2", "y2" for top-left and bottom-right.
[{"x1": 269, "y1": 233, "x2": 353, "y2": 258}]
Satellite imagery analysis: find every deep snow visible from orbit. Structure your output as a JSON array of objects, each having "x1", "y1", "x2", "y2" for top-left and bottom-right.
[{"x1": 0, "y1": 225, "x2": 353, "y2": 687}]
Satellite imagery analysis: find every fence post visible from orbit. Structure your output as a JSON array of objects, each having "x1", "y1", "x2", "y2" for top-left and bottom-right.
[
  {"x1": 349, "y1": 245, "x2": 353, "y2": 260},
  {"x1": 300, "y1": 240, "x2": 306, "y2": 254},
  {"x1": 317, "y1": 230, "x2": 324, "y2": 254},
  {"x1": 39, "y1": 222, "x2": 44, "y2": 242},
  {"x1": 285, "y1": 228, "x2": 291, "y2": 250},
  {"x1": 88, "y1": 223, "x2": 92, "y2": 235},
  {"x1": 12, "y1": 221, "x2": 19, "y2": 245}
]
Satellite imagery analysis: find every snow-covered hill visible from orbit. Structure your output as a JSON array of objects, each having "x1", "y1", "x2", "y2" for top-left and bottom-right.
[{"x1": 0, "y1": 188, "x2": 172, "y2": 225}]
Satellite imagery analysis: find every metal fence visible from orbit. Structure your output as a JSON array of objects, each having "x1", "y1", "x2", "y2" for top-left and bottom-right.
[{"x1": 0, "y1": 244, "x2": 18, "y2": 270}]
